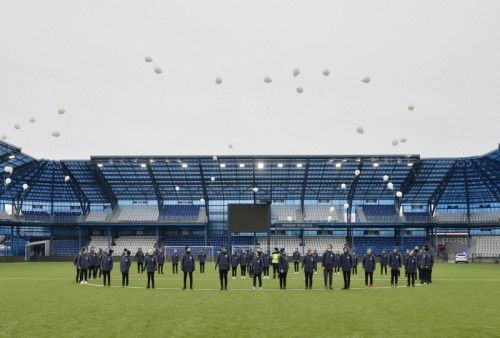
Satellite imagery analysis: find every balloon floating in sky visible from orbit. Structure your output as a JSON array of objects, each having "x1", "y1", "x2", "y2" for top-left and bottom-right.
[
  {"x1": 210, "y1": 176, "x2": 215, "y2": 182},
  {"x1": 296, "y1": 87, "x2": 303, "y2": 94},
  {"x1": 52, "y1": 131, "x2": 61, "y2": 137},
  {"x1": 408, "y1": 105, "x2": 415, "y2": 111},
  {"x1": 343, "y1": 203, "x2": 349, "y2": 209},
  {"x1": 400, "y1": 137, "x2": 408, "y2": 143},
  {"x1": 361, "y1": 77, "x2": 371, "y2": 83},
  {"x1": 14, "y1": 124, "x2": 20, "y2": 130},
  {"x1": 387, "y1": 182, "x2": 394, "y2": 190},
  {"x1": 175, "y1": 186, "x2": 180, "y2": 192},
  {"x1": 264, "y1": 76, "x2": 272, "y2": 84},
  {"x1": 327, "y1": 215, "x2": 333, "y2": 222},
  {"x1": 57, "y1": 109, "x2": 66, "y2": 115},
  {"x1": 341, "y1": 183, "x2": 347, "y2": 189},
  {"x1": 323, "y1": 69, "x2": 330, "y2": 76},
  {"x1": 22, "y1": 183, "x2": 29, "y2": 190},
  {"x1": 287, "y1": 216, "x2": 292, "y2": 222},
  {"x1": 64, "y1": 176, "x2": 70, "y2": 182},
  {"x1": 4, "y1": 167, "x2": 13, "y2": 174},
  {"x1": 212, "y1": 155, "x2": 218, "y2": 161},
  {"x1": 354, "y1": 169, "x2": 361, "y2": 176},
  {"x1": 215, "y1": 77, "x2": 222, "y2": 85},
  {"x1": 228, "y1": 144, "x2": 233, "y2": 149},
  {"x1": 1, "y1": 135, "x2": 7, "y2": 140},
  {"x1": 252, "y1": 187, "x2": 259, "y2": 193},
  {"x1": 356, "y1": 126, "x2": 364, "y2": 135},
  {"x1": 392, "y1": 139, "x2": 399, "y2": 147},
  {"x1": 4, "y1": 178, "x2": 11, "y2": 185},
  {"x1": 293, "y1": 68, "x2": 300, "y2": 77},
  {"x1": 396, "y1": 191, "x2": 403, "y2": 198},
  {"x1": 29, "y1": 117, "x2": 36, "y2": 123},
  {"x1": 329, "y1": 206, "x2": 335, "y2": 213},
  {"x1": 383, "y1": 175, "x2": 389, "y2": 181},
  {"x1": 145, "y1": 56, "x2": 153, "y2": 63},
  {"x1": 154, "y1": 67, "x2": 162, "y2": 74}
]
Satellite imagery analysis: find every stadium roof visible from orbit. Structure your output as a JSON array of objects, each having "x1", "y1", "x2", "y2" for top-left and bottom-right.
[{"x1": 0, "y1": 141, "x2": 498, "y2": 214}]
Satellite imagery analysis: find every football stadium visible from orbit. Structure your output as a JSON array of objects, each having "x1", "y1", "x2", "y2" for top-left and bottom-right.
[{"x1": 1, "y1": 1, "x2": 500, "y2": 337}]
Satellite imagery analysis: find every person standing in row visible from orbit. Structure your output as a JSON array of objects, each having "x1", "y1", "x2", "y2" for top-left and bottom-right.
[
  {"x1": 97, "y1": 248, "x2": 103, "y2": 278},
  {"x1": 73, "y1": 251, "x2": 81, "y2": 283},
  {"x1": 403, "y1": 249, "x2": 410, "y2": 278},
  {"x1": 271, "y1": 248, "x2": 280, "y2": 279},
  {"x1": 420, "y1": 246, "x2": 432, "y2": 284},
  {"x1": 231, "y1": 251, "x2": 239, "y2": 279},
  {"x1": 362, "y1": 248, "x2": 376, "y2": 289},
  {"x1": 380, "y1": 250, "x2": 388, "y2": 276},
  {"x1": 252, "y1": 250, "x2": 264, "y2": 290},
  {"x1": 181, "y1": 246, "x2": 195, "y2": 290},
  {"x1": 292, "y1": 248, "x2": 301, "y2": 274},
  {"x1": 340, "y1": 247, "x2": 353, "y2": 290},
  {"x1": 101, "y1": 249, "x2": 113, "y2": 287},
  {"x1": 262, "y1": 251, "x2": 270, "y2": 279},
  {"x1": 335, "y1": 252, "x2": 341, "y2": 275},
  {"x1": 77, "y1": 247, "x2": 90, "y2": 284},
  {"x1": 157, "y1": 250, "x2": 165, "y2": 274},
  {"x1": 120, "y1": 250, "x2": 131, "y2": 287},
  {"x1": 415, "y1": 246, "x2": 422, "y2": 282},
  {"x1": 239, "y1": 250, "x2": 248, "y2": 279},
  {"x1": 172, "y1": 249, "x2": 180, "y2": 274},
  {"x1": 313, "y1": 250, "x2": 319, "y2": 275},
  {"x1": 215, "y1": 246, "x2": 231, "y2": 291},
  {"x1": 388, "y1": 247, "x2": 402, "y2": 288},
  {"x1": 302, "y1": 249, "x2": 316, "y2": 290},
  {"x1": 322, "y1": 244, "x2": 336, "y2": 290},
  {"x1": 135, "y1": 248, "x2": 145, "y2": 275},
  {"x1": 89, "y1": 247, "x2": 98, "y2": 280},
  {"x1": 278, "y1": 248, "x2": 289, "y2": 290},
  {"x1": 248, "y1": 249, "x2": 255, "y2": 277},
  {"x1": 198, "y1": 249, "x2": 207, "y2": 274},
  {"x1": 145, "y1": 249, "x2": 157, "y2": 289},
  {"x1": 352, "y1": 253, "x2": 358, "y2": 275},
  {"x1": 405, "y1": 250, "x2": 417, "y2": 287}
]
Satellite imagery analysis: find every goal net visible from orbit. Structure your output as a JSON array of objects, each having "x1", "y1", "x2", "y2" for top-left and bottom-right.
[
  {"x1": 25, "y1": 240, "x2": 50, "y2": 261},
  {"x1": 164, "y1": 246, "x2": 215, "y2": 262}
]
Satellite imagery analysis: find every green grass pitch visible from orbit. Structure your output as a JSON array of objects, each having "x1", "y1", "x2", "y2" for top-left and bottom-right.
[{"x1": 1, "y1": 262, "x2": 499, "y2": 337}]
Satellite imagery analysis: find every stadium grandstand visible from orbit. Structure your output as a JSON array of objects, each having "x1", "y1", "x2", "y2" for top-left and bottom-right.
[{"x1": 0, "y1": 140, "x2": 499, "y2": 261}]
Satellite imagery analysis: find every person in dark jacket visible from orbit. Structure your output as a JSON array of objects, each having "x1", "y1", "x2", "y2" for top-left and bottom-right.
[
  {"x1": 302, "y1": 249, "x2": 316, "y2": 290},
  {"x1": 97, "y1": 248, "x2": 103, "y2": 278},
  {"x1": 198, "y1": 249, "x2": 207, "y2": 274},
  {"x1": 120, "y1": 250, "x2": 132, "y2": 287},
  {"x1": 89, "y1": 247, "x2": 99, "y2": 279},
  {"x1": 248, "y1": 249, "x2": 255, "y2": 277},
  {"x1": 388, "y1": 247, "x2": 402, "y2": 287},
  {"x1": 145, "y1": 249, "x2": 157, "y2": 289},
  {"x1": 403, "y1": 249, "x2": 410, "y2": 278},
  {"x1": 271, "y1": 248, "x2": 280, "y2": 279},
  {"x1": 278, "y1": 248, "x2": 289, "y2": 290},
  {"x1": 231, "y1": 252, "x2": 239, "y2": 279},
  {"x1": 420, "y1": 246, "x2": 432, "y2": 284},
  {"x1": 252, "y1": 250, "x2": 264, "y2": 290},
  {"x1": 428, "y1": 248, "x2": 434, "y2": 284},
  {"x1": 262, "y1": 252, "x2": 271, "y2": 279},
  {"x1": 362, "y1": 248, "x2": 376, "y2": 288},
  {"x1": 74, "y1": 251, "x2": 81, "y2": 283},
  {"x1": 322, "y1": 244, "x2": 336, "y2": 290},
  {"x1": 352, "y1": 253, "x2": 359, "y2": 275},
  {"x1": 340, "y1": 246, "x2": 353, "y2": 290},
  {"x1": 313, "y1": 250, "x2": 319, "y2": 275},
  {"x1": 239, "y1": 250, "x2": 248, "y2": 279},
  {"x1": 380, "y1": 250, "x2": 388, "y2": 276},
  {"x1": 135, "y1": 248, "x2": 145, "y2": 275},
  {"x1": 77, "y1": 247, "x2": 90, "y2": 284},
  {"x1": 172, "y1": 249, "x2": 180, "y2": 274},
  {"x1": 181, "y1": 246, "x2": 195, "y2": 290},
  {"x1": 415, "y1": 246, "x2": 422, "y2": 282},
  {"x1": 215, "y1": 246, "x2": 231, "y2": 290},
  {"x1": 292, "y1": 248, "x2": 301, "y2": 274},
  {"x1": 101, "y1": 249, "x2": 114, "y2": 287},
  {"x1": 335, "y1": 251, "x2": 341, "y2": 274},
  {"x1": 405, "y1": 250, "x2": 417, "y2": 287},
  {"x1": 157, "y1": 250, "x2": 165, "y2": 274}
]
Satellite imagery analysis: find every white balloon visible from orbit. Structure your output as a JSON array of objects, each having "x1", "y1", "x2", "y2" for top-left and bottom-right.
[
  {"x1": 327, "y1": 215, "x2": 333, "y2": 222},
  {"x1": 154, "y1": 67, "x2": 162, "y2": 74},
  {"x1": 1, "y1": 135, "x2": 7, "y2": 140},
  {"x1": 323, "y1": 69, "x2": 330, "y2": 76},
  {"x1": 392, "y1": 139, "x2": 399, "y2": 147},
  {"x1": 354, "y1": 169, "x2": 361, "y2": 176},
  {"x1": 361, "y1": 76, "x2": 371, "y2": 83},
  {"x1": 52, "y1": 131, "x2": 61, "y2": 137},
  {"x1": 287, "y1": 216, "x2": 292, "y2": 222},
  {"x1": 252, "y1": 187, "x2": 259, "y2": 193},
  {"x1": 343, "y1": 203, "x2": 349, "y2": 209},
  {"x1": 341, "y1": 183, "x2": 347, "y2": 189},
  {"x1": 145, "y1": 56, "x2": 153, "y2": 63},
  {"x1": 14, "y1": 124, "x2": 20, "y2": 130},
  {"x1": 356, "y1": 126, "x2": 364, "y2": 135},
  {"x1": 29, "y1": 117, "x2": 36, "y2": 123},
  {"x1": 5, "y1": 178, "x2": 11, "y2": 185},
  {"x1": 57, "y1": 108, "x2": 66, "y2": 115},
  {"x1": 210, "y1": 176, "x2": 215, "y2": 182},
  {"x1": 212, "y1": 155, "x2": 218, "y2": 161},
  {"x1": 405, "y1": 153, "x2": 412, "y2": 158},
  {"x1": 175, "y1": 186, "x2": 180, "y2": 191},
  {"x1": 383, "y1": 175, "x2": 389, "y2": 181},
  {"x1": 264, "y1": 76, "x2": 272, "y2": 83},
  {"x1": 228, "y1": 144, "x2": 233, "y2": 149},
  {"x1": 387, "y1": 182, "x2": 394, "y2": 190},
  {"x1": 329, "y1": 206, "x2": 335, "y2": 213},
  {"x1": 396, "y1": 191, "x2": 403, "y2": 198},
  {"x1": 296, "y1": 87, "x2": 303, "y2": 94},
  {"x1": 400, "y1": 137, "x2": 408, "y2": 143},
  {"x1": 293, "y1": 68, "x2": 300, "y2": 77},
  {"x1": 408, "y1": 105, "x2": 415, "y2": 111},
  {"x1": 200, "y1": 198, "x2": 205, "y2": 203},
  {"x1": 22, "y1": 183, "x2": 28, "y2": 190},
  {"x1": 4, "y1": 167, "x2": 13, "y2": 174},
  {"x1": 64, "y1": 176, "x2": 70, "y2": 182},
  {"x1": 215, "y1": 77, "x2": 222, "y2": 85}
]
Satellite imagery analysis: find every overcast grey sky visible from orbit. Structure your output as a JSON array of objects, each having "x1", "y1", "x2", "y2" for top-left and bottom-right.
[{"x1": 0, "y1": 0, "x2": 499, "y2": 160}]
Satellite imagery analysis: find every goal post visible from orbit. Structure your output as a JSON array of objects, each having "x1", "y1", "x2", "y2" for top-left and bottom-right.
[
  {"x1": 25, "y1": 240, "x2": 50, "y2": 261},
  {"x1": 164, "y1": 246, "x2": 215, "y2": 262}
]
